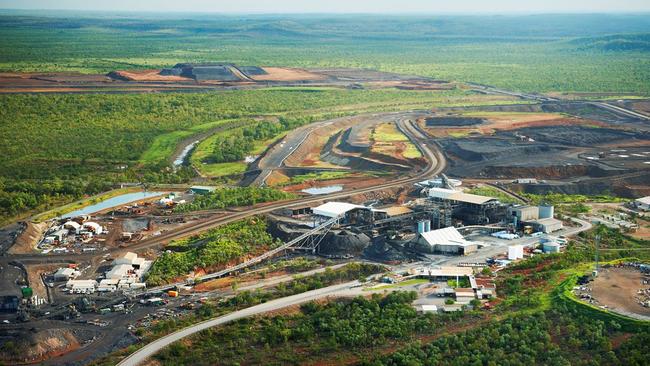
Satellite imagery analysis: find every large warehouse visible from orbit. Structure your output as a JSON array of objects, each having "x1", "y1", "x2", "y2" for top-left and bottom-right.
[{"x1": 417, "y1": 227, "x2": 478, "y2": 255}]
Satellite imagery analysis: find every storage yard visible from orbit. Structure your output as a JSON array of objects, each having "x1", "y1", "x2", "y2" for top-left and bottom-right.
[{"x1": 576, "y1": 264, "x2": 650, "y2": 320}]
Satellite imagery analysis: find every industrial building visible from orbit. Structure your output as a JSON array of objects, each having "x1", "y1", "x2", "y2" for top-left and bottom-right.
[
  {"x1": 409, "y1": 266, "x2": 474, "y2": 280},
  {"x1": 53, "y1": 267, "x2": 80, "y2": 281},
  {"x1": 417, "y1": 227, "x2": 478, "y2": 255},
  {"x1": 454, "y1": 288, "x2": 477, "y2": 304},
  {"x1": 507, "y1": 203, "x2": 562, "y2": 233},
  {"x1": 526, "y1": 217, "x2": 563, "y2": 233},
  {"x1": 427, "y1": 187, "x2": 504, "y2": 224},
  {"x1": 313, "y1": 202, "x2": 365, "y2": 219},
  {"x1": 65, "y1": 280, "x2": 98, "y2": 294},
  {"x1": 508, "y1": 245, "x2": 524, "y2": 260},
  {"x1": 299, "y1": 179, "x2": 561, "y2": 260},
  {"x1": 105, "y1": 252, "x2": 152, "y2": 283},
  {"x1": 634, "y1": 196, "x2": 650, "y2": 211},
  {"x1": 508, "y1": 205, "x2": 539, "y2": 222}
]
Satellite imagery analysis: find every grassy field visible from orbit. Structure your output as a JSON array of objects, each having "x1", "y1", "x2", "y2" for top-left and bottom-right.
[{"x1": 140, "y1": 119, "x2": 241, "y2": 165}]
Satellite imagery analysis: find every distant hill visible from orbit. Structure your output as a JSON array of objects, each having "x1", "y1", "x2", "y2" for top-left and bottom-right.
[{"x1": 572, "y1": 33, "x2": 650, "y2": 52}]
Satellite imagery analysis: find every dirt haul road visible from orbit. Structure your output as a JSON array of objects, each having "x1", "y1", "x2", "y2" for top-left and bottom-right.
[{"x1": 250, "y1": 111, "x2": 429, "y2": 186}]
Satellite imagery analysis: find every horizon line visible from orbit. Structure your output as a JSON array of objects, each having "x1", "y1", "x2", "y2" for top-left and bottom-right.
[{"x1": 2, "y1": 8, "x2": 650, "y2": 16}]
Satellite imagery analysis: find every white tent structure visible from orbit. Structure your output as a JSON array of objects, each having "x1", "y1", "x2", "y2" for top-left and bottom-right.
[{"x1": 312, "y1": 202, "x2": 364, "y2": 218}]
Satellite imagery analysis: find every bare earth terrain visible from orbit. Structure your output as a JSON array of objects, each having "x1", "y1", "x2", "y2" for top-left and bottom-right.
[{"x1": 592, "y1": 267, "x2": 650, "y2": 320}]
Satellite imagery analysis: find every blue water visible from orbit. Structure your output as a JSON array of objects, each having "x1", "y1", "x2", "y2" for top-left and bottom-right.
[
  {"x1": 301, "y1": 185, "x2": 343, "y2": 195},
  {"x1": 62, "y1": 191, "x2": 166, "y2": 218}
]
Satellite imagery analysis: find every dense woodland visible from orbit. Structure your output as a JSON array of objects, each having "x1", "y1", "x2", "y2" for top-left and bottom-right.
[
  {"x1": 151, "y1": 291, "x2": 650, "y2": 366},
  {"x1": 174, "y1": 187, "x2": 294, "y2": 212},
  {"x1": 146, "y1": 217, "x2": 279, "y2": 285},
  {"x1": 366, "y1": 309, "x2": 650, "y2": 366},
  {"x1": 206, "y1": 116, "x2": 312, "y2": 164}
]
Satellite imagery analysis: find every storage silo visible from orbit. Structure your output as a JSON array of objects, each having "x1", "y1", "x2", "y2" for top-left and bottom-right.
[
  {"x1": 543, "y1": 242, "x2": 561, "y2": 253},
  {"x1": 508, "y1": 245, "x2": 524, "y2": 260},
  {"x1": 538, "y1": 205, "x2": 554, "y2": 219},
  {"x1": 417, "y1": 220, "x2": 431, "y2": 234}
]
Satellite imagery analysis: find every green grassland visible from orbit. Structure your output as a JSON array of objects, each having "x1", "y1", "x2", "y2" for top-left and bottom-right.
[
  {"x1": 140, "y1": 119, "x2": 243, "y2": 165},
  {"x1": 146, "y1": 217, "x2": 279, "y2": 286}
]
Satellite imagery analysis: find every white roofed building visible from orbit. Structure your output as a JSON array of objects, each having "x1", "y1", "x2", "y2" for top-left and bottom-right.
[
  {"x1": 53, "y1": 267, "x2": 79, "y2": 281},
  {"x1": 428, "y1": 188, "x2": 497, "y2": 206},
  {"x1": 63, "y1": 221, "x2": 81, "y2": 232},
  {"x1": 409, "y1": 266, "x2": 474, "y2": 280},
  {"x1": 106, "y1": 264, "x2": 135, "y2": 280},
  {"x1": 417, "y1": 227, "x2": 478, "y2": 255},
  {"x1": 98, "y1": 279, "x2": 119, "y2": 292},
  {"x1": 312, "y1": 202, "x2": 364, "y2": 219},
  {"x1": 66, "y1": 280, "x2": 97, "y2": 294},
  {"x1": 634, "y1": 196, "x2": 650, "y2": 211},
  {"x1": 107, "y1": 252, "x2": 152, "y2": 282}
]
